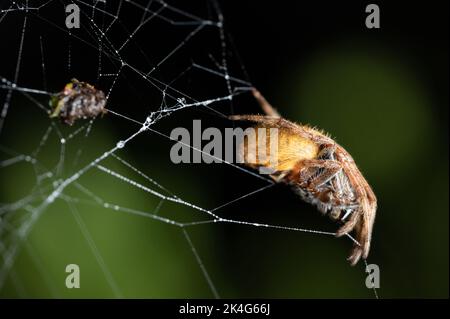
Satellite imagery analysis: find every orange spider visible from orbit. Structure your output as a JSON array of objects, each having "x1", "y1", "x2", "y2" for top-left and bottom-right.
[{"x1": 230, "y1": 89, "x2": 377, "y2": 265}]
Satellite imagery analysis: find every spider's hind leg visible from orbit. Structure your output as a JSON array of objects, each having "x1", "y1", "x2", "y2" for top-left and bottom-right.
[{"x1": 252, "y1": 89, "x2": 280, "y2": 118}]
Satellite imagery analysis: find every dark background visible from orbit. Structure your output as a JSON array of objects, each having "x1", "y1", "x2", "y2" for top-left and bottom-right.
[{"x1": 0, "y1": 0, "x2": 448, "y2": 298}]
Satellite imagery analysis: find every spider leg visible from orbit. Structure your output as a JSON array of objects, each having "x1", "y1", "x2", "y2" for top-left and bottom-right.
[
  {"x1": 348, "y1": 246, "x2": 363, "y2": 266},
  {"x1": 251, "y1": 89, "x2": 280, "y2": 118},
  {"x1": 49, "y1": 100, "x2": 64, "y2": 118},
  {"x1": 336, "y1": 207, "x2": 364, "y2": 265},
  {"x1": 317, "y1": 143, "x2": 337, "y2": 159},
  {"x1": 270, "y1": 170, "x2": 290, "y2": 183},
  {"x1": 300, "y1": 159, "x2": 342, "y2": 189},
  {"x1": 229, "y1": 115, "x2": 305, "y2": 134},
  {"x1": 336, "y1": 208, "x2": 360, "y2": 237},
  {"x1": 229, "y1": 114, "x2": 283, "y2": 125},
  {"x1": 341, "y1": 208, "x2": 353, "y2": 220}
]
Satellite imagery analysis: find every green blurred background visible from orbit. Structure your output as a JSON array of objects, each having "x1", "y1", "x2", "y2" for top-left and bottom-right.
[{"x1": 0, "y1": 1, "x2": 448, "y2": 298}]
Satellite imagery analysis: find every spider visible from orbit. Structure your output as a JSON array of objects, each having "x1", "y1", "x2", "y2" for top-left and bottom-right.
[
  {"x1": 230, "y1": 89, "x2": 377, "y2": 265},
  {"x1": 49, "y1": 78, "x2": 107, "y2": 125}
]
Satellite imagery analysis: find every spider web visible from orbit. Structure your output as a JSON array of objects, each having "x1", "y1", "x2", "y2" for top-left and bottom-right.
[{"x1": 0, "y1": 0, "x2": 377, "y2": 298}]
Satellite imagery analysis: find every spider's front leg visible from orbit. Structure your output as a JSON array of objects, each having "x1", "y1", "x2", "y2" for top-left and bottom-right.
[
  {"x1": 338, "y1": 211, "x2": 365, "y2": 265},
  {"x1": 296, "y1": 159, "x2": 342, "y2": 190},
  {"x1": 317, "y1": 143, "x2": 337, "y2": 159},
  {"x1": 334, "y1": 202, "x2": 368, "y2": 265}
]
